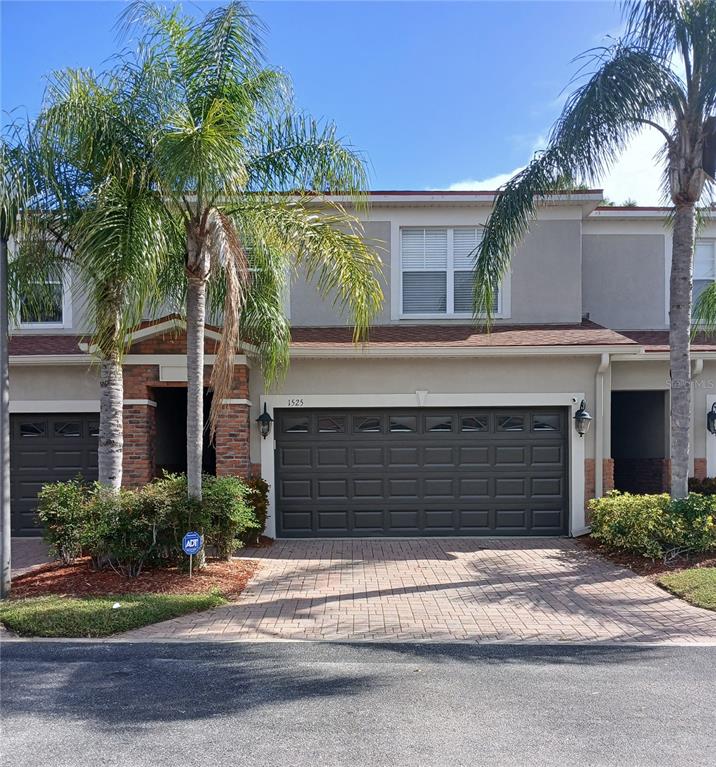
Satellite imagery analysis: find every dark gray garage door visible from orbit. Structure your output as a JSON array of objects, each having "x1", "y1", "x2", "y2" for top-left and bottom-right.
[
  {"x1": 10, "y1": 413, "x2": 99, "y2": 536},
  {"x1": 275, "y1": 408, "x2": 568, "y2": 537}
]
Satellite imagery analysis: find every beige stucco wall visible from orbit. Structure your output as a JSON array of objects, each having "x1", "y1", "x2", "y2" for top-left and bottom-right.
[
  {"x1": 249, "y1": 354, "x2": 601, "y2": 464},
  {"x1": 582, "y1": 233, "x2": 666, "y2": 330},
  {"x1": 288, "y1": 206, "x2": 584, "y2": 327},
  {"x1": 9, "y1": 364, "x2": 100, "y2": 403},
  {"x1": 289, "y1": 220, "x2": 391, "y2": 326}
]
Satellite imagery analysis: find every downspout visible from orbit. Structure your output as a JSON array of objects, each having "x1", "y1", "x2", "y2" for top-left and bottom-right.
[
  {"x1": 594, "y1": 352, "x2": 610, "y2": 499},
  {"x1": 691, "y1": 358, "x2": 704, "y2": 479}
]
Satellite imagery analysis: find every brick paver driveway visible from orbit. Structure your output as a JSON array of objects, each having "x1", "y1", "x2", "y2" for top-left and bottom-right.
[{"x1": 122, "y1": 539, "x2": 716, "y2": 644}]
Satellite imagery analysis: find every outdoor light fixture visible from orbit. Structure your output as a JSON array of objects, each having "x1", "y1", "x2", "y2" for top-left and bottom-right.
[
  {"x1": 708, "y1": 403, "x2": 716, "y2": 436},
  {"x1": 573, "y1": 399, "x2": 592, "y2": 437},
  {"x1": 256, "y1": 403, "x2": 274, "y2": 439}
]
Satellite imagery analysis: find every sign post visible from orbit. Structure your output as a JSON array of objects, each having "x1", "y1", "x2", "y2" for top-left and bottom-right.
[{"x1": 182, "y1": 532, "x2": 203, "y2": 578}]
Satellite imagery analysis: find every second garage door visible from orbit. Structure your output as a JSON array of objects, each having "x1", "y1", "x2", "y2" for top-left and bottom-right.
[
  {"x1": 275, "y1": 407, "x2": 568, "y2": 537},
  {"x1": 10, "y1": 413, "x2": 99, "y2": 536}
]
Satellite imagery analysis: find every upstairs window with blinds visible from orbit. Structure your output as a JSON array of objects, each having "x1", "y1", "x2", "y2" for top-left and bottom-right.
[{"x1": 401, "y1": 227, "x2": 497, "y2": 315}]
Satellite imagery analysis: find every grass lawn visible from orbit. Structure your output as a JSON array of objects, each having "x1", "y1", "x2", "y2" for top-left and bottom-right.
[
  {"x1": 0, "y1": 591, "x2": 227, "y2": 638},
  {"x1": 658, "y1": 568, "x2": 716, "y2": 611}
]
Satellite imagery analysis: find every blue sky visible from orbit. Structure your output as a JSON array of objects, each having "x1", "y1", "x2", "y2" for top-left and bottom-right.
[{"x1": 1, "y1": 1, "x2": 666, "y2": 202}]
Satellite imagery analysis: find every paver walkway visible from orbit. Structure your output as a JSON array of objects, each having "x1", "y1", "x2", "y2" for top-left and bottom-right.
[{"x1": 121, "y1": 538, "x2": 716, "y2": 644}]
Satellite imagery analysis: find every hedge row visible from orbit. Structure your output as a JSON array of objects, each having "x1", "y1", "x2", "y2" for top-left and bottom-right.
[
  {"x1": 37, "y1": 473, "x2": 269, "y2": 576},
  {"x1": 589, "y1": 491, "x2": 716, "y2": 559}
]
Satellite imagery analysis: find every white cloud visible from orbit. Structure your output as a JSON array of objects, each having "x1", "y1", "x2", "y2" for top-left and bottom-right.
[{"x1": 443, "y1": 127, "x2": 669, "y2": 205}]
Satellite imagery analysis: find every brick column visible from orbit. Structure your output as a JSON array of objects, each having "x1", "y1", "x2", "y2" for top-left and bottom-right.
[
  {"x1": 602, "y1": 458, "x2": 615, "y2": 493},
  {"x1": 214, "y1": 364, "x2": 252, "y2": 478},
  {"x1": 693, "y1": 458, "x2": 707, "y2": 480},
  {"x1": 122, "y1": 364, "x2": 160, "y2": 488}
]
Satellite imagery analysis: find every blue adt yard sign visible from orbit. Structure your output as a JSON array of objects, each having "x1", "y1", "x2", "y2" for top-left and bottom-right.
[
  {"x1": 182, "y1": 532, "x2": 203, "y2": 578},
  {"x1": 182, "y1": 532, "x2": 203, "y2": 555}
]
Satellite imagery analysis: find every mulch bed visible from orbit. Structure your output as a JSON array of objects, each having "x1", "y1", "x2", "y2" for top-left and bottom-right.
[
  {"x1": 10, "y1": 557, "x2": 260, "y2": 600},
  {"x1": 576, "y1": 535, "x2": 716, "y2": 581}
]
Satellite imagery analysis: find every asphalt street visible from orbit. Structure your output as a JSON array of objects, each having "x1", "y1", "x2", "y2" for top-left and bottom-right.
[{"x1": 2, "y1": 641, "x2": 714, "y2": 767}]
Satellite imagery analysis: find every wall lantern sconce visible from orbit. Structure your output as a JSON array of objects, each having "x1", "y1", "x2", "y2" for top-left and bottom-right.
[
  {"x1": 256, "y1": 403, "x2": 274, "y2": 439},
  {"x1": 573, "y1": 399, "x2": 592, "y2": 437},
  {"x1": 708, "y1": 403, "x2": 716, "y2": 436}
]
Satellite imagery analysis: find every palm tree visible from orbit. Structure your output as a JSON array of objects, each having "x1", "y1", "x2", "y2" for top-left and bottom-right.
[
  {"x1": 32, "y1": 65, "x2": 179, "y2": 489},
  {"x1": 474, "y1": 0, "x2": 716, "y2": 499},
  {"x1": 123, "y1": 1, "x2": 383, "y2": 502},
  {"x1": 0, "y1": 133, "x2": 28, "y2": 597}
]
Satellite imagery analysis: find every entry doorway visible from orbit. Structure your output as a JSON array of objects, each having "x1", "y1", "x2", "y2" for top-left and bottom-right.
[
  {"x1": 611, "y1": 390, "x2": 668, "y2": 493},
  {"x1": 154, "y1": 387, "x2": 216, "y2": 476}
]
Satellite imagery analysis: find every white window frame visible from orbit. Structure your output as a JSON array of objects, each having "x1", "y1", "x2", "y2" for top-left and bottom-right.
[
  {"x1": 16, "y1": 275, "x2": 72, "y2": 330},
  {"x1": 693, "y1": 238, "x2": 716, "y2": 317},
  {"x1": 398, "y1": 226, "x2": 510, "y2": 320}
]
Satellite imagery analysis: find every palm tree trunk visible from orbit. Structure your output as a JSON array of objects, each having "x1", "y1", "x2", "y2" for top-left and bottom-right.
[
  {"x1": 1, "y1": 236, "x2": 12, "y2": 598},
  {"x1": 98, "y1": 351, "x2": 124, "y2": 489},
  {"x1": 669, "y1": 201, "x2": 697, "y2": 499},
  {"x1": 186, "y1": 275, "x2": 206, "y2": 501}
]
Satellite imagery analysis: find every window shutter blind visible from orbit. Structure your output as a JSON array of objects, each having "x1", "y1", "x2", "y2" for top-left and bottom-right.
[
  {"x1": 403, "y1": 273, "x2": 447, "y2": 313},
  {"x1": 453, "y1": 227, "x2": 479, "y2": 270},
  {"x1": 401, "y1": 228, "x2": 448, "y2": 269}
]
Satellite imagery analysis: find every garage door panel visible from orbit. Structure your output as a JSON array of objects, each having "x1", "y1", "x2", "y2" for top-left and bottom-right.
[
  {"x1": 280, "y1": 447, "x2": 312, "y2": 468},
  {"x1": 317, "y1": 447, "x2": 348, "y2": 467},
  {"x1": 352, "y1": 510, "x2": 384, "y2": 529},
  {"x1": 15, "y1": 450, "x2": 51, "y2": 469},
  {"x1": 388, "y1": 478, "x2": 419, "y2": 498},
  {"x1": 317, "y1": 479, "x2": 347, "y2": 499},
  {"x1": 495, "y1": 446, "x2": 527, "y2": 466},
  {"x1": 353, "y1": 447, "x2": 384, "y2": 466},
  {"x1": 532, "y1": 444, "x2": 563, "y2": 466},
  {"x1": 276, "y1": 407, "x2": 567, "y2": 537},
  {"x1": 317, "y1": 511, "x2": 349, "y2": 531},
  {"x1": 353, "y1": 478, "x2": 383, "y2": 497},
  {"x1": 532, "y1": 508, "x2": 564, "y2": 529},
  {"x1": 388, "y1": 447, "x2": 419, "y2": 466},
  {"x1": 11, "y1": 413, "x2": 99, "y2": 537},
  {"x1": 424, "y1": 509, "x2": 455, "y2": 529},
  {"x1": 424, "y1": 478, "x2": 454, "y2": 497},
  {"x1": 495, "y1": 477, "x2": 527, "y2": 498},
  {"x1": 388, "y1": 510, "x2": 419, "y2": 529},
  {"x1": 459, "y1": 477, "x2": 490, "y2": 498},
  {"x1": 459, "y1": 446, "x2": 490, "y2": 466},
  {"x1": 281, "y1": 479, "x2": 312, "y2": 500},
  {"x1": 424, "y1": 446, "x2": 454, "y2": 466}
]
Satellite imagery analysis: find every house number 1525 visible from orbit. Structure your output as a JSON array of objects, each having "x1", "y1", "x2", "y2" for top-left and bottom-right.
[{"x1": 287, "y1": 398, "x2": 304, "y2": 407}]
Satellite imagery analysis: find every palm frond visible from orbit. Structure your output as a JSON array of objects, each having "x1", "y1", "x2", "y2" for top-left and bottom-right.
[
  {"x1": 246, "y1": 114, "x2": 369, "y2": 199},
  {"x1": 203, "y1": 209, "x2": 251, "y2": 439}
]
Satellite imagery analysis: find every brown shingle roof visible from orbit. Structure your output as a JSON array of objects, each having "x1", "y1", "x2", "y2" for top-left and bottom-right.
[
  {"x1": 620, "y1": 330, "x2": 716, "y2": 352},
  {"x1": 9, "y1": 335, "x2": 87, "y2": 355},
  {"x1": 290, "y1": 321, "x2": 636, "y2": 348}
]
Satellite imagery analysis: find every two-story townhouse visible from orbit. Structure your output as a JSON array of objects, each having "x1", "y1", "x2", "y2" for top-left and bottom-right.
[{"x1": 8, "y1": 189, "x2": 716, "y2": 540}]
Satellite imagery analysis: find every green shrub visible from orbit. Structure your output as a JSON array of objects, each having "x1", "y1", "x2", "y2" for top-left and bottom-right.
[
  {"x1": 665, "y1": 495, "x2": 716, "y2": 554},
  {"x1": 589, "y1": 491, "x2": 671, "y2": 558},
  {"x1": 243, "y1": 475, "x2": 270, "y2": 542},
  {"x1": 86, "y1": 486, "x2": 157, "y2": 577},
  {"x1": 589, "y1": 491, "x2": 716, "y2": 559},
  {"x1": 34, "y1": 472, "x2": 262, "y2": 575},
  {"x1": 36, "y1": 478, "x2": 89, "y2": 564},
  {"x1": 202, "y1": 475, "x2": 259, "y2": 559}
]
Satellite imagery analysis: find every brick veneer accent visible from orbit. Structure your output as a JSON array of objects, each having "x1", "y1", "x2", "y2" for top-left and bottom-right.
[
  {"x1": 121, "y1": 350, "x2": 252, "y2": 485},
  {"x1": 129, "y1": 330, "x2": 220, "y2": 355},
  {"x1": 215, "y1": 367, "x2": 251, "y2": 478},
  {"x1": 122, "y1": 364, "x2": 160, "y2": 487},
  {"x1": 693, "y1": 458, "x2": 707, "y2": 480},
  {"x1": 614, "y1": 458, "x2": 671, "y2": 494},
  {"x1": 584, "y1": 458, "x2": 615, "y2": 504},
  {"x1": 123, "y1": 404, "x2": 156, "y2": 487}
]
